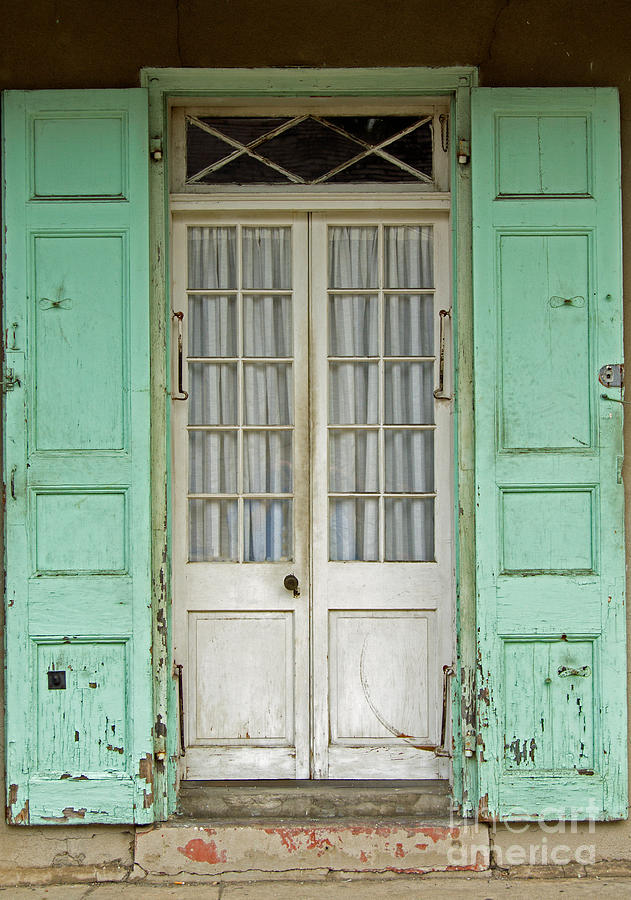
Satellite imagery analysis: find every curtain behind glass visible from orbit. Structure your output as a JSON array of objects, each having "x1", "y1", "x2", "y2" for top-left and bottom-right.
[
  {"x1": 328, "y1": 224, "x2": 434, "y2": 561},
  {"x1": 187, "y1": 225, "x2": 293, "y2": 562}
]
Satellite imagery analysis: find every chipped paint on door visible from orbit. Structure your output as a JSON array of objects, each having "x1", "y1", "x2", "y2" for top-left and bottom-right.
[
  {"x1": 472, "y1": 88, "x2": 626, "y2": 820},
  {"x1": 3, "y1": 89, "x2": 154, "y2": 825}
]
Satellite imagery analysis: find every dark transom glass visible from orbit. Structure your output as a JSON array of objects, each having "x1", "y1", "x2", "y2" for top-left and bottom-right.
[{"x1": 185, "y1": 115, "x2": 434, "y2": 185}]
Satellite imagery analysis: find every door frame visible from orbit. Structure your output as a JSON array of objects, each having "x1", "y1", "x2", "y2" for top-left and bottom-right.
[{"x1": 142, "y1": 66, "x2": 479, "y2": 819}]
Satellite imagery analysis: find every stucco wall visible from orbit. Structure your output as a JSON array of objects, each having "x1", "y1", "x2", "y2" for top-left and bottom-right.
[{"x1": 1, "y1": 0, "x2": 631, "y2": 874}]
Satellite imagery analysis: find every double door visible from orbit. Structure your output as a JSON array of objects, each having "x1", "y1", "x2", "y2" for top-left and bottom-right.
[{"x1": 172, "y1": 210, "x2": 453, "y2": 780}]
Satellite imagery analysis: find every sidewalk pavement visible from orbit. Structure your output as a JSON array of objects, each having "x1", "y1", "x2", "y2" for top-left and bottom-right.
[{"x1": 2, "y1": 877, "x2": 631, "y2": 898}]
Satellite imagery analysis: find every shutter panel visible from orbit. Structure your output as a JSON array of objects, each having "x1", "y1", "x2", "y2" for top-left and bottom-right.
[
  {"x1": 472, "y1": 88, "x2": 626, "y2": 820},
  {"x1": 3, "y1": 90, "x2": 153, "y2": 824}
]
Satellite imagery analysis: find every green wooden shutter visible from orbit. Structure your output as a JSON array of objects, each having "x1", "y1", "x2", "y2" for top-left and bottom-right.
[
  {"x1": 3, "y1": 90, "x2": 154, "y2": 824},
  {"x1": 472, "y1": 88, "x2": 626, "y2": 821}
]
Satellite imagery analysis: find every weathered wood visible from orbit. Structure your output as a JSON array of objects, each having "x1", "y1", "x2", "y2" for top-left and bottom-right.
[
  {"x1": 142, "y1": 67, "x2": 479, "y2": 98},
  {"x1": 472, "y1": 88, "x2": 626, "y2": 820},
  {"x1": 142, "y1": 66, "x2": 478, "y2": 811},
  {"x1": 452, "y1": 73, "x2": 477, "y2": 818},
  {"x1": 2, "y1": 90, "x2": 153, "y2": 824}
]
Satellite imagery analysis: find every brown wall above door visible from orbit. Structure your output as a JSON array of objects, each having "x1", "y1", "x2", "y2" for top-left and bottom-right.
[{"x1": 1, "y1": 0, "x2": 630, "y2": 94}]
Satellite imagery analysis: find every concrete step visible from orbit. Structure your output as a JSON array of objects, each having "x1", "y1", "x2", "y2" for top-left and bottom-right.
[
  {"x1": 135, "y1": 817, "x2": 490, "y2": 878},
  {"x1": 178, "y1": 780, "x2": 451, "y2": 820}
]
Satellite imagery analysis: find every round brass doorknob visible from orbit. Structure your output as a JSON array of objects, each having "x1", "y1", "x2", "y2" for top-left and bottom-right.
[{"x1": 283, "y1": 574, "x2": 300, "y2": 597}]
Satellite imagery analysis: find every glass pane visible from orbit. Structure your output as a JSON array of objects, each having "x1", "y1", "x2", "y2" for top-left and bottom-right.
[
  {"x1": 326, "y1": 116, "x2": 420, "y2": 145},
  {"x1": 329, "y1": 430, "x2": 379, "y2": 492},
  {"x1": 188, "y1": 363, "x2": 237, "y2": 425},
  {"x1": 189, "y1": 499, "x2": 238, "y2": 562},
  {"x1": 329, "y1": 498, "x2": 379, "y2": 561},
  {"x1": 196, "y1": 116, "x2": 292, "y2": 145},
  {"x1": 243, "y1": 295, "x2": 292, "y2": 357},
  {"x1": 197, "y1": 155, "x2": 292, "y2": 185},
  {"x1": 189, "y1": 430, "x2": 237, "y2": 493},
  {"x1": 384, "y1": 225, "x2": 433, "y2": 289},
  {"x1": 188, "y1": 226, "x2": 236, "y2": 290},
  {"x1": 242, "y1": 227, "x2": 291, "y2": 290},
  {"x1": 329, "y1": 226, "x2": 378, "y2": 289},
  {"x1": 385, "y1": 497, "x2": 434, "y2": 561},
  {"x1": 186, "y1": 121, "x2": 234, "y2": 179},
  {"x1": 260, "y1": 118, "x2": 362, "y2": 181},
  {"x1": 244, "y1": 431, "x2": 293, "y2": 493},
  {"x1": 188, "y1": 295, "x2": 237, "y2": 357},
  {"x1": 244, "y1": 499, "x2": 293, "y2": 561},
  {"x1": 328, "y1": 295, "x2": 378, "y2": 356},
  {"x1": 243, "y1": 363, "x2": 293, "y2": 425},
  {"x1": 329, "y1": 363, "x2": 379, "y2": 424},
  {"x1": 385, "y1": 430, "x2": 434, "y2": 493},
  {"x1": 387, "y1": 121, "x2": 433, "y2": 178},
  {"x1": 384, "y1": 294, "x2": 434, "y2": 357},
  {"x1": 385, "y1": 361, "x2": 434, "y2": 424},
  {"x1": 327, "y1": 156, "x2": 419, "y2": 183}
]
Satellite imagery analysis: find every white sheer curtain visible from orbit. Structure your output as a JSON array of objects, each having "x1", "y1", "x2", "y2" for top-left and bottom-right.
[
  {"x1": 188, "y1": 226, "x2": 293, "y2": 562},
  {"x1": 328, "y1": 225, "x2": 435, "y2": 562},
  {"x1": 187, "y1": 223, "x2": 435, "y2": 564}
]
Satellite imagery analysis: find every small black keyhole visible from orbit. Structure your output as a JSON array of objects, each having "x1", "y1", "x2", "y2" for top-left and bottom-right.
[{"x1": 48, "y1": 670, "x2": 66, "y2": 690}]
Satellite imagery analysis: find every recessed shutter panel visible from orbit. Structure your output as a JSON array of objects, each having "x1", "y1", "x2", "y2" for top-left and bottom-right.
[
  {"x1": 3, "y1": 90, "x2": 153, "y2": 824},
  {"x1": 472, "y1": 88, "x2": 626, "y2": 821}
]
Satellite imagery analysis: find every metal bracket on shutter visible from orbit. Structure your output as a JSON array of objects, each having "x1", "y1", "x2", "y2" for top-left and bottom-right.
[
  {"x1": 1, "y1": 368, "x2": 21, "y2": 393},
  {"x1": 558, "y1": 665, "x2": 591, "y2": 678},
  {"x1": 599, "y1": 363, "x2": 624, "y2": 388}
]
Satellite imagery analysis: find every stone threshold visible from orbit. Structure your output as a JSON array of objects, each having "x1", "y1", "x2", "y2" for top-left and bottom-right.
[{"x1": 177, "y1": 779, "x2": 452, "y2": 820}]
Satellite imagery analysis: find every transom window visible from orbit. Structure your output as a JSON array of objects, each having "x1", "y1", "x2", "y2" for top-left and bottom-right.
[
  {"x1": 185, "y1": 115, "x2": 435, "y2": 185},
  {"x1": 171, "y1": 102, "x2": 450, "y2": 192}
]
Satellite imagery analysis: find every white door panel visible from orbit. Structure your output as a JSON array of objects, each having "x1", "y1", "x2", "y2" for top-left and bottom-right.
[
  {"x1": 310, "y1": 213, "x2": 453, "y2": 779},
  {"x1": 172, "y1": 214, "x2": 310, "y2": 779}
]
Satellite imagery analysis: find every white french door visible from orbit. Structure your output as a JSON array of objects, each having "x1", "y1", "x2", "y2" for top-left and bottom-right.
[{"x1": 172, "y1": 209, "x2": 453, "y2": 780}]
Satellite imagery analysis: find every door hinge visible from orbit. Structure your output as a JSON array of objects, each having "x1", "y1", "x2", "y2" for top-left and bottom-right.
[
  {"x1": 150, "y1": 138, "x2": 163, "y2": 162},
  {"x1": 1, "y1": 368, "x2": 21, "y2": 393},
  {"x1": 599, "y1": 363, "x2": 624, "y2": 389},
  {"x1": 457, "y1": 138, "x2": 470, "y2": 165}
]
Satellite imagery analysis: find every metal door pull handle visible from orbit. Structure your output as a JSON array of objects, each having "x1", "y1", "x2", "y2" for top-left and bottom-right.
[
  {"x1": 172, "y1": 311, "x2": 189, "y2": 401},
  {"x1": 433, "y1": 308, "x2": 452, "y2": 400},
  {"x1": 175, "y1": 663, "x2": 186, "y2": 756}
]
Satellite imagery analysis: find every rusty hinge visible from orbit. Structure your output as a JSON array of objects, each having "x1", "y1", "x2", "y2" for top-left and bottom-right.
[
  {"x1": 463, "y1": 729, "x2": 476, "y2": 758},
  {"x1": 599, "y1": 363, "x2": 624, "y2": 388},
  {"x1": 457, "y1": 138, "x2": 470, "y2": 165},
  {"x1": 1, "y1": 368, "x2": 21, "y2": 393},
  {"x1": 150, "y1": 138, "x2": 163, "y2": 162}
]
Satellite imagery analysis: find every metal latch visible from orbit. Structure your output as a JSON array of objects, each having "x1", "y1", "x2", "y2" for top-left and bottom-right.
[
  {"x1": 1, "y1": 368, "x2": 21, "y2": 393},
  {"x1": 599, "y1": 363, "x2": 624, "y2": 388}
]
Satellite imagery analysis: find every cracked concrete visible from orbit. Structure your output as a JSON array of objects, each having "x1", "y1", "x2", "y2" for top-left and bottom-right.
[
  {"x1": 3, "y1": 875, "x2": 631, "y2": 898},
  {"x1": 134, "y1": 821, "x2": 490, "y2": 877}
]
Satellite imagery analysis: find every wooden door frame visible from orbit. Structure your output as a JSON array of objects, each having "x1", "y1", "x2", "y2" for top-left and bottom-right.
[{"x1": 141, "y1": 66, "x2": 479, "y2": 820}]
